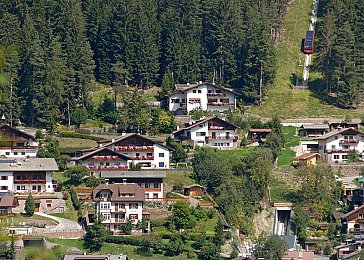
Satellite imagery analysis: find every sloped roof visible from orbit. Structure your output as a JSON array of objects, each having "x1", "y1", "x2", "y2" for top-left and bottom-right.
[
  {"x1": 0, "y1": 192, "x2": 16, "y2": 207},
  {"x1": 315, "y1": 128, "x2": 362, "y2": 140},
  {"x1": 72, "y1": 147, "x2": 132, "y2": 161},
  {"x1": 248, "y1": 128, "x2": 272, "y2": 133},
  {"x1": 93, "y1": 183, "x2": 145, "y2": 202},
  {"x1": 301, "y1": 124, "x2": 329, "y2": 130},
  {"x1": 0, "y1": 124, "x2": 36, "y2": 140},
  {"x1": 0, "y1": 158, "x2": 58, "y2": 172},
  {"x1": 341, "y1": 205, "x2": 364, "y2": 219},
  {"x1": 294, "y1": 153, "x2": 320, "y2": 160},
  {"x1": 172, "y1": 82, "x2": 239, "y2": 95},
  {"x1": 173, "y1": 116, "x2": 238, "y2": 134},
  {"x1": 101, "y1": 170, "x2": 167, "y2": 179}
]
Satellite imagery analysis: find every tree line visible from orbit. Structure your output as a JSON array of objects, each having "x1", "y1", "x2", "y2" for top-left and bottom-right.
[
  {"x1": 0, "y1": 0, "x2": 289, "y2": 130},
  {"x1": 317, "y1": 0, "x2": 364, "y2": 108}
]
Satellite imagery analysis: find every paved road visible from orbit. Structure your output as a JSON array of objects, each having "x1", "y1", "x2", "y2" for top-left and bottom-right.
[{"x1": 35, "y1": 212, "x2": 83, "y2": 231}]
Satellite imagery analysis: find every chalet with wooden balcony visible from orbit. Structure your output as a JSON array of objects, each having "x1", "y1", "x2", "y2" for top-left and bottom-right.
[
  {"x1": 92, "y1": 183, "x2": 146, "y2": 233},
  {"x1": 315, "y1": 128, "x2": 364, "y2": 163},
  {"x1": 75, "y1": 133, "x2": 173, "y2": 169},
  {"x1": 341, "y1": 205, "x2": 364, "y2": 239},
  {"x1": 169, "y1": 82, "x2": 238, "y2": 115},
  {"x1": 297, "y1": 124, "x2": 329, "y2": 137},
  {"x1": 101, "y1": 171, "x2": 166, "y2": 199},
  {"x1": 0, "y1": 158, "x2": 58, "y2": 193},
  {"x1": 0, "y1": 124, "x2": 39, "y2": 158},
  {"x1": 172, "y1": 116, "x2": 239, "y2": 149},
  {"x1": 247, "y1": 128, "x2": 272, "y2": 144}
]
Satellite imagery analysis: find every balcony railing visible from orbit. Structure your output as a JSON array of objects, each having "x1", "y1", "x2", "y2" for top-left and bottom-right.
[
  {"x1": 114, "y1": 218, "x2": 127, "y2": 223},
  {"x1": 130, "y1": 156, "x2": 154, "y2": 160},
  {"x1": 209, "y1": 126, "x2": 225, "y2": 130},
  {"x1": 14, "y1": 179, "x2": 45, "y2": 184},
  {"x1": 145, "y1": 188, "x2": 161, "y2": 192},
  {"x1": 340, "y1": 140, "x2": 359, "y2": 144},
  {"x1": 327, "y1": 148, "x2": 356, "y2": 153},
  {"x1": 114, "y1": 146, "x2": 154, "y2": 152},
  {"x1": 84, "y1": 165, "x2": 129, "y2": 170},
  {"x1": 349, "y1": 228, "x2": 364, "y2": 233},
  {"x1": 0, "y1": 146, "x2": 38, "y2": 150},
  {"x1": 92, "y1": 155, "x2": 120, "y2": 161},
  {"x1": 113, "y1": 208, "x2": 126, "y2": 213},
  {"x1": 207, "y1": 102, "x2": 234, "y2": 106},
  {"x1": 207, "y1": 93, "x2": 224, "y2": 96},
  {"x1": 206, "y1": 135, "x2": 238, "y2": 141}
]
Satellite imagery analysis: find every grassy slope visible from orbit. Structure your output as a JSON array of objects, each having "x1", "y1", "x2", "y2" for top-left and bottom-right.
[
  {"x1": 277, "y1": 126, "x2": 300, "y2": 167},
  {"x1": 247, "y1": 0, "x2": 360, "y2": 119}
]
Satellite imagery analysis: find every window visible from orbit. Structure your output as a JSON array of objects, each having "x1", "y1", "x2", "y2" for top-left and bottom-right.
[
  {"x1": 47, "y1": 204, "x2": 52, "y2": 208},
  {"x1": 216, "y1": 90, "x2": 222, "y2": 93},
  {"x1": 136, "y1": 153, "x2": 140, "y2": 156},
  {"x1": 106, "y1": 162, "x2": 110, "y2": 166},
  {"x1": 181, "y1": 99, "x2": 186, "y2": 103},
  {"x1": 129, "y1": 203, "x2": 138, "y2": 209},
  {"x1": 145, "y1": 193, "x2": 149, "y2": 199},
  {"x1": 103, "y1": 213, "x2": 110, "y2": 220},
  {"x1": 145, "y1": 183, "x2": 150, "y2": 188},
  {"x1": 5, "y1": 152, "x2": 9, "y2": 156},
  {"x1": 129, "y1": 214, "x2": 138, "y2": 220},
  {"x1": 159, "y1": 153, "x2": 164, "y2": 157},
  {"x1": 147, "y1": 153, "x2": 152, "y2": 157},
  {"x1": 208, "y1": 90, "x2": 212, "y2": 93},
  {"x1": 21, "y1": 186, "x2": 25, "y2": 190},
  {"x1": 159, "y1": 162, "x2": 165, "y2": 168},
  {"x1": 342, "y1": 155, "x2": 348, "y2": 160},
  {"x1": 100, "y1": 162, "x2": 104, "y2": 166},
  {"x1": 16, "y1": 186, "x2": 20, "y2": 190},
  {"x1": 21, "y1": 152, "x2": 25, "y2": 155},
  {"x1": 32, "y1": 186, "x2": 37, "y2": 190},
  {"x1": 88, "y1": 162, "x2": 94, "y2": 166},
  {"x1": 13, "y1": 152, "x2": 18, "y2": 155},
  {"x1": 198, "y1": 132, "x2": 206, "y2": 136},
  {"x1": 331, "y1": 145, "x2": 336, "y2": 149},
  {"x1": 171, "y1": 99, "x2": 180, "y2": 103},
  {"x1": 1, "y1": 176, "x2": 7, "y2": 180},
  {"x1": 198, "y1": 90, "x2": 202, "y2": 93},
  {"x1": 33, "y1": 175, "x2": 37, "y2": 180},
  {"x1": 193, "y1": 90, "x2": 196, "y2": 93},
  {"x1": 153, "y1": 193, "x2": 158, "y2": 199},
  {"x1": 333, "y1": 155, "x2": 339, "y2": 160},
  {"x1": 335, "y1": 136, "x2": 338, "y2": 139},
  {"x1": 154, "y1": 183, "x2": 159, "y2": 188},
  {"x1": 0, "y1": 186, "x2": 8, "y2": 190},
  {"x1": 100, "y1": 203, "x2": 110, "y2": 209}
]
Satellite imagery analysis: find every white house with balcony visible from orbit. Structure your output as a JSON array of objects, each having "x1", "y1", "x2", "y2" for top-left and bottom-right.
[
  {"x1": 92, "y1": 183, "x2": 146, "y2": 233},
  {"x1": 0, "y1": 158, "x2": 58, "y2": 193},
  {"x1": 172, "y1": 116, "x2": 239, "y2": 149},
  {"x1": 0, "y1": 124, "x2": 39, "y2": 158},
  {"x1": 75, "y1": 133, "x2": 173, "y2": 169},
  {"x1": 169, "y1": 82, "x2": 238, "y2": 114},
  {"x1": 314, "y1": 128, "x2": 364, "y2": 163},
  {"x1": 341, "y1": 205, "x2": 364, "y2": 240}
]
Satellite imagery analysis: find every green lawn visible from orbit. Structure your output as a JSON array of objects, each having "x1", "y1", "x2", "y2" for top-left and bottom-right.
[
  {"x1": 56, "y1": 137, "x2": 97, "y2": 149},
  {"x1": 247, "y1": 0, "x2": 361, "y2": 119},
  {"x1": 270, "y1": 172, "x2": 301, "y2": 203},
  {"x1": 277, "y1": 126, "x2": 300, "y2": 167},
  {"x1": 165, "y1": 170, "x2": 196, "y2": 187},
  {"x1": 7, "y1": 213, "x2": 58, "y2": 226}
]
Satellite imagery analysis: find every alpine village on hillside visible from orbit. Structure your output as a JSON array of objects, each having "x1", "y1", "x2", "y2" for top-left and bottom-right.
[{"x1": 0, "y1": 0, "x2": 364, "y2": 259}]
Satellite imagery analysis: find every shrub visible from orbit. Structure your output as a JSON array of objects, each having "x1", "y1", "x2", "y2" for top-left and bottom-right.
[
  {"x1": 151, "y1": 219, "x2": 168, "y2": 228},
  {"x1": 58, "y1": 132, "x2": 104, "y2": 141},
  {"x1": 84, "y1": 176, "x2": 101, "y2": 188},
  {"x1": 70, "y1": 189, "x2": 81, "y2": 210}
]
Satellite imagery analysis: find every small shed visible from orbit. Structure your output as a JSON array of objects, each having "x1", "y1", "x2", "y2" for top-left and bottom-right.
[
  {"x1": 184, "y1": 184, "x2": 205, "y2": 197},
  {"x1": 293, "y1": 153, "x2": 320, "y2": 167}
]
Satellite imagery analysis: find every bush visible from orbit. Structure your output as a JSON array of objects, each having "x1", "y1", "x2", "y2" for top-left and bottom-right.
[
  {"x1": 70, "y1": 189, "x2": 81, "y2": 210},
  {"x1": 84, "y1": 176, "x2": 101, "y2": 188},
  {"x1": 151, "y1": 219, "x2": 168, "y2": 228},
  {"x1": 35, "y1": 129, "x2": 44, "y2": 139},
  {"x1": 106, "y1": 235, "x2": 150, "y2": 246},
  {"x1": 58, "y1": 132, "x2": 104, "y2": 141}
]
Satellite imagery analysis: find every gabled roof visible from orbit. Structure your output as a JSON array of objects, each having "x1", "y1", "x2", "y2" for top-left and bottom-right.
[
  {"x1": 172, "y1": 82, "x2": 239, "y2": 95},
  {"x1": 104, "y1": 133, "x2": 174, "y2": 151},
  {"x1": 93, "y1": 183, "x2": 144, "y2": 202},
  {"x1": 341, "y1": 205, "x2": 364, "y2": 219},
  {"x1": 300, "y1": 124, "x2": 329, "y2": 130},
  {"x1": 0, "y1": 158, "x2": 58, "y2": 172},
  {"x1": 248, "y1": 128, "x2": 272, "y2": 133},
  {"x1": 0, "y1": 124, "x2": 36, "y2": 140},
  {"x1": 72, "y1": 147, "x2": 132, "y2": 161},
  {"x1": 314, "y1": 128, "x2": 363, "y2": 140},
  {"x1": 173, "y1": 116, "x2": 238, "y2": 134},
  {"x1": 101, "y1": 170, "x2": 167, "y2": 179},
  {"x1": 294, "y1": 153, "x2": 320, "y2": 160},
  {"x1": 0, "y1": 191, "x2": 16, "y2": 207}
]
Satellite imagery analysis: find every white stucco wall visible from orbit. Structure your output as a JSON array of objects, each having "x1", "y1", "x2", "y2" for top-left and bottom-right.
[
  {"x1": 45, "y1": 172, "x2": 53, "y2": 192},
  {"x1": 152, "y1": 145, "x2": 170, "y2": 168},
  {"x1": 0, "y1": 172, "x2": 13, "y2": 191},
  {"x1": 0, "y1": 149, "x2": 37, "y2": 158},
  {"x1": 169, "y1": 93, "x2": 187, "y2": 112}
]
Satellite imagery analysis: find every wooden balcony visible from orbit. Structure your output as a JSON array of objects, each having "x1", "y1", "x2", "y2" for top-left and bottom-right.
[
  {"x1": 0, "y1": 146, "x2": 38, "y2": 150},
  {"x1": 339, "y1": 140, "x2": 359, "y2": 144},
  {"x1": 349, "y1": 228, "x2": 364, "y2": 233},
  {"x1": 207, "y1": 102, "x2": 234, "y2": 107},
  {"x1": 206, "y1": 136, "x2": 238, "y2": 141},
  {"x1": 207, "y1": 93, "x2": 224, "y2": 96},
  {"x1": 145, "y1": 188, "x2": 161, "y2": 192},
  {"x1": 114, "y1": 218, "x2": 127, "y2": 223},
  {"x1": 326, "y1": 148, "x2": 356, "y2": 153},
  {"x1": 14, "y1": 179, "x2": 45, "y2": 184}
]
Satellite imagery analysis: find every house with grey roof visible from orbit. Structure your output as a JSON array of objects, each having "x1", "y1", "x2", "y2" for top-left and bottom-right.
[
  {"x1": 92, "y1": 183, "x2": 147, "y2": 234},
  {"x1": 168, "y1": 82, "x2": 238, "y2": 114},
  {"x1": 0, "y1": 158, "x2": 58, "y2": 193},
  {"x1": 0, "y1": 191, "x2": 18, "y2": 214}
]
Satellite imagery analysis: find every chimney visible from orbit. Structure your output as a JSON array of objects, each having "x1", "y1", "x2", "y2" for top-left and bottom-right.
[
  {"x1": 176, "y1": 125, "x2": 179, "y2": 131},
  {"x1": 121, "y1": 132, "x2": 126, "y2": 137},
  {"x1": 199, "y1": 80, "x2": 202, "y2": 84}
]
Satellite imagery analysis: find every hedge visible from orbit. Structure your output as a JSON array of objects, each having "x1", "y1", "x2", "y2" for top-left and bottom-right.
[
  {"x1": 58, "y1": 132, "x2": 105, "y2": 141},
  {"x1": 151, "y1": 219, "x2": 168, "y2": 228},
  {"x1": 70, "y1": 189, "x2": 81, "y2": 210},
  {"x1": 106, "y1": 235, "x2": 150, "y2": 246}
]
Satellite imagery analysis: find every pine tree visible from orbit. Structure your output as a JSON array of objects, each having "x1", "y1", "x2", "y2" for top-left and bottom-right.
[{"x1": 25, "y1": 193, "x2": 35, "y2": 216}]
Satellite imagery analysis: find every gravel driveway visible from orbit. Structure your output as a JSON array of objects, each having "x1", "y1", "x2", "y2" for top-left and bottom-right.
[{"x1": 34, "y1": 212, "x2": 83, "y2": 232}]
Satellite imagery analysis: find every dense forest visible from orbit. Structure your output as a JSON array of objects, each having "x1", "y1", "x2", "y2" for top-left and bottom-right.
[
  {"x1": 317, "y1": 0, "x2": 364, "y2": 108},
  {"x1": 0, "y1": 0, "x2": 289, "y2": 129}
]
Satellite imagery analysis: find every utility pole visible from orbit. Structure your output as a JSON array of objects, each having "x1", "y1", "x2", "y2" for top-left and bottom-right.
[{"x1": 259, "y1": 61, "x2": 263, "y2": 106}]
